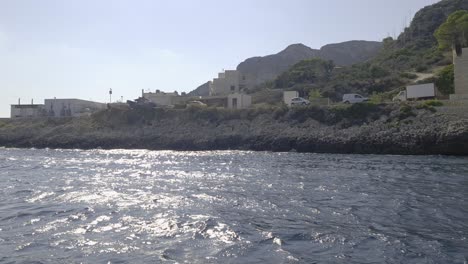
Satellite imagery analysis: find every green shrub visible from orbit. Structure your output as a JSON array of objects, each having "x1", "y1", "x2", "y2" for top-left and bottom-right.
[
  {"x1": 398, "y1": 104, "x2": 416, "y2": 120},
  {"x1": 308, "y1": 89, "x2": 323, "y2": 101},
  {"x1": 330, "y1": 102, "x2": 380, "y2": 121},
  {"x1": 416, "y1": 104, "x2": 436, "y2": 112},
  {"x1": 251, "y1": 90, "x2": 283, "y2": 105},
  {"x1": 285, "y1": 105, "x2": 328, "y2": 123},
  {"x1": 416, "y1": 65, "x2": 429, "y2": 72},
  {"x1": 435, "y1": 64, "x2": 454, "y2": 95},
  {"x1": 416, "y1": 76, "x2": 437, "y2": 84},
  {"x1": 189, "y1": 107, "x2": 235, "y2": 122},
  {"x1": 416, "y1": 100, "x2": 443, "y2": 112},
  {"x1": 422, "y1": 100, "x2": 443, "y2": 107},
  {"x1": 273, "y1": 106, "x2": 288, "y2": 119},
  {"x1": 370, "y1": 65, "x2": 389, "y2": 78},
  {"x1": 399, "y1": 72, "x2": 418, "y2": 79},
  {"x1": 370, "y1": 92, "x2": 385, "y2": 104}
]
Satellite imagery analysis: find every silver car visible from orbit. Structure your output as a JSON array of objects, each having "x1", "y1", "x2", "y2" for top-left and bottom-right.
[{"x1": 290, "y1": 97, "x2": 310, "y2": 106}]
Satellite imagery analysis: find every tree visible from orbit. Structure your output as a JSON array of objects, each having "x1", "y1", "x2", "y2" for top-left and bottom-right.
[
  {"x1": 382, "y1": 37, "x2": 394, "y2": 49},
  {"x1": 435, "y1": 10, "x2": 468, "y2": 52},
  {"x1": 435, "y1": 64, "x2": 454, "y2": 95},
  {"x1": 370, "y1": 65, "x2": 389, "y2": 78},
  {"x1": 308, "y1": 89, "x2": 323, "y2": 101},
  {"x1": 273, "y1": 59, "x2": 335, "y2": 89}
]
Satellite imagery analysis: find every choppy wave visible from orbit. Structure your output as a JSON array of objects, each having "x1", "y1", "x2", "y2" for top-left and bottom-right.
[{"x1": 0, "y1": 148, "x2": 467, "y2": 263}]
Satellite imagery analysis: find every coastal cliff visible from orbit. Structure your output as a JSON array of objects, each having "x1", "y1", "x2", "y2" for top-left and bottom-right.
[{"x1": 0, "y1": 103, "x2": 467, "y2": 155}]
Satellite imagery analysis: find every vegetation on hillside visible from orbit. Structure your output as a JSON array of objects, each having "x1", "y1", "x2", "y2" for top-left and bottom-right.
[
  {"x1": 435, "y1": 64, "x2": 455, "y2": 95},
  {"x1": 435, "y1": 10, "x2": 468, "y2": 51},
  {"x1": 251, "y1": 0, "x2": 468, "y2": 105}
]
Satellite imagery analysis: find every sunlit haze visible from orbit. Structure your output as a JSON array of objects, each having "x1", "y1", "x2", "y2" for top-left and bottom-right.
[{"x1": 0, "y1": 0, "x2": 439, "y2": 117}]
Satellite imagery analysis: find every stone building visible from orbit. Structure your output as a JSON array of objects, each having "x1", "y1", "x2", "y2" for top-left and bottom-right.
[
  {"x1": 209, "y1": 70, "x2": 247, "y2": 96},
  {"x1": 227, "y1": 93, "x2": 252, "y2": 109},
  {"x1": 452, "y1": 48, "x2": 468, "y2": 100}
]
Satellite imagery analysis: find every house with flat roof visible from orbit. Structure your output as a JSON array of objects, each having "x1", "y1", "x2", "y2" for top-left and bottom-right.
[
  {"x1": 209, "y1": 70, "x2": 247, "y2": 96},
  {"x1": 10, "y1": 104, "x2": 46, "y2": 118},
  {"x1": 44, "y1": 99, "x2": 106, "y2": 117},
  {"x1": 207, "y1": 70, "x2": 252, "y2": 109},
  {"x1": 11, "y1": 98, "x2": 106, "y2": 118},
  {"x1": 142, "y1": 90, "x2": 186, "y2": 106}
]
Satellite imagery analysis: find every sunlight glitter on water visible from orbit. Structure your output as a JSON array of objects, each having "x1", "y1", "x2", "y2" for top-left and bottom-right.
[{"x1": 1, "y1": 148, "x2": 467, "y2": 263}]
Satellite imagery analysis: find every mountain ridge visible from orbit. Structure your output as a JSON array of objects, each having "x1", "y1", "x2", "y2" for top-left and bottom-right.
[{"x1": 189, "y1": 40, "x2": 382, "y2": 96}]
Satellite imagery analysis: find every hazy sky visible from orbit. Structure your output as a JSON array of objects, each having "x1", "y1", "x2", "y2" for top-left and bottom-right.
[{"x1": 0, "y1": 0, "x2": 440, "y2": 117}]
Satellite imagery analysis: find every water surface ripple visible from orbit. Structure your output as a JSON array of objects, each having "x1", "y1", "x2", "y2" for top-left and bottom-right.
[{"x1": 0, "y1": 148, "x2": 467, "y2": 263}]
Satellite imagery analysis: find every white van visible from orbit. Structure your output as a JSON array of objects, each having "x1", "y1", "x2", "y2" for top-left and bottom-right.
[{"x1": 342, "y1": 94, "x2": 369, "y2": 104}]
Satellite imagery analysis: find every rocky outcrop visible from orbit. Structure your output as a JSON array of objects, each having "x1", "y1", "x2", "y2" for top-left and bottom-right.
[
  {"x1": 319, "y1": 41, "x2": 383, "y2": 66},
  {"x1": 236, "y1": 44, "x2": 320, "y2": 87},
  {"x1": 188, "y1": 82, "x2": 210, "y2": 97},
  {"x1": 397, "y1": 0, "x2": 468, "y2": 49},
  {"x1": 0, "y1": 104, "x2": 467, "y2": 156}
]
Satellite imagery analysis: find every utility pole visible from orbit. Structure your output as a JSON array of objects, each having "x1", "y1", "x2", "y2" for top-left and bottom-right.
[{"x1": 109, "y1": 88, "x2": 113, "y2": 103}]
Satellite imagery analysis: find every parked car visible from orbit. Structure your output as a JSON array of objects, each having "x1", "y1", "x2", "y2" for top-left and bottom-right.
[
  {"x1": 342, "y1": 94, "x2": 369, "y2": 104},
  {"x1": 290, "y1": 97, "x2": 310, "y2": 106},
  {"x1": 187, "y1": 101, "x2": 207, "y2": 107},
  {"x1": 393, "y1": 83, "x2": 436, "y2": 102}
]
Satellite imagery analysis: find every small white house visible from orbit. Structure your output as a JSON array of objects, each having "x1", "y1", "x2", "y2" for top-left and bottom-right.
[
  {"x1": 227, "y1": 93, "x2": 252, "y2": 109},
  {"x1": 10, "y1": 104, "x2": 45, "y2": 118},
  {"x1": 283, "y1": 91, "x2": 299, "y2": 107}
]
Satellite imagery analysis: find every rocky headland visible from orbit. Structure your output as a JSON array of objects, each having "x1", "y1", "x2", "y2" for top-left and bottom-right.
[{"x1": 0, "y1": 103, "x2": 467, "y2": 155}]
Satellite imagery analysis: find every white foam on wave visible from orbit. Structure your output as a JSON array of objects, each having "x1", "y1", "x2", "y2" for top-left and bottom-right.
[
  {"x1": 204, "y1": 222, "x2": 239, "y2": 244},
  {"x1": 192, "y1": 193, "x2": 222, "y2": 203},
  {"x1": 120, "y1": 214, "x2": 180, "y2": 238},
  {"x1": 26, "y1": 192, "x2": 55, "y2": 203},
  {"x1": 93, "y1": 223, "x2": 123, "y2": 233},
  {"x1": 23, "y1": 218, "x2": 41, "y2": 226},
  {"x1": 37, "y1": 218, "x2": 68, "y2": 233}
]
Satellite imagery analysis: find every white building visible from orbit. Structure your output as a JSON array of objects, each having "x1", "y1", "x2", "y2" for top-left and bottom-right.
[
  {"x1": 143, "y1": 90, "x2": 187, "y2": 106},
  {"x1": 10, "y1": 104, "x2": 46, "y2": 118},
  {"x1": 227, "y1": 93, "x2": 252, "y2": 109},
  {"x1": 283, "y1": 91, "x2": 299, "y2": 107},
  {"x1": 10, "y1": 98, "x2": 106, "y2": 118},
  {"x1": 44, "y1": 99, "x2": 107, "y2": 117},
  {"x1": 209, "y1": 70, "x2": 247, "y2": 96}
]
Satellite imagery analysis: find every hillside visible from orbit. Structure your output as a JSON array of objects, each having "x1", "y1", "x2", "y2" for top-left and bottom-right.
[
  {"x1": 189, "y1": 40, "x2": 382, "y2": 96},
  {"x1": 238, "y1": 40, "x2": 382, "y2": 88},
  {"x1": 369, "y1": 0, "x2": 468, "y2": 72},
  {"x1": 397, "y1": 0, "x2": 468, "y2": 50},
  {"x1": 236, "y1": 43, "x2": 320, "y2": 87},
  {"x1": 266, "y1": 0, "x2": 468, "y2": 102},
  {"x1": 188, "y1": 82, "x2": 210, "y2": 96}
]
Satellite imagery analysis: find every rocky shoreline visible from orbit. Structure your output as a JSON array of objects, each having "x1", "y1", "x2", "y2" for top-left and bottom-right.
[{"x1": 0, "y1": 103, "x2": 467, "y2": 155}]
